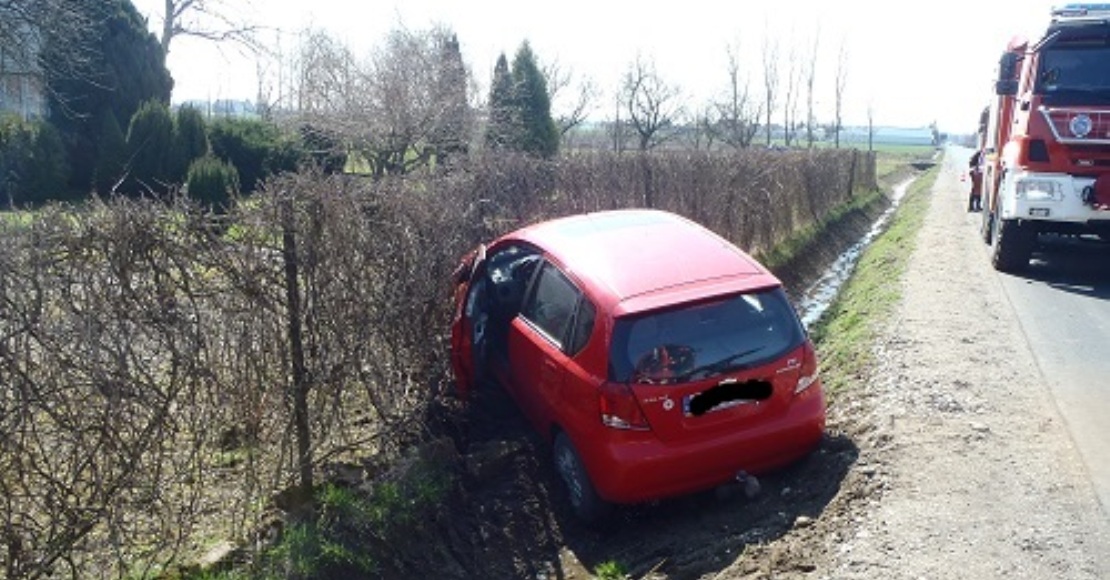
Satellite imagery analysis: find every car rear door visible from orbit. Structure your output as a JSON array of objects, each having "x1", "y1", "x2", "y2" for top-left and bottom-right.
[{"x1": 507, "y1": 261, "x2": 590, "y2": 433}]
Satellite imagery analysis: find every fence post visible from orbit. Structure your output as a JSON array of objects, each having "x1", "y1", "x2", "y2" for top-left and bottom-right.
[
  {"x1": 847, "y1": 150, "x2": 858, "y2": 200},
  {"x1": 280, "y1": 195, "x2": 313, "y2": 494}
]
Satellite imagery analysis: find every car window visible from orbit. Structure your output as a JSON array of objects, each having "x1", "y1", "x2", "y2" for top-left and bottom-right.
[
  {"x1": 565, "y1": 299, "x2": 596, "y2": 357},
  {"x1": 521, "y1": 263, "x2": 580, "y2": 349},
  {"x1": 608, "y1": 287, "x2": 805, "y2": 385}
]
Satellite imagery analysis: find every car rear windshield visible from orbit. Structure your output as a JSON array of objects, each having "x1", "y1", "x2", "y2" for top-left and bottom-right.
[{"x1": 609, "y1": 288, "x2": 805, "y2": 385}]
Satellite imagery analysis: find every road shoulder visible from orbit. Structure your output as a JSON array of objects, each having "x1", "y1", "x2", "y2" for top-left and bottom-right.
[{"x1": 820, "y1": 149, "x2": 1110, "y2": 579}]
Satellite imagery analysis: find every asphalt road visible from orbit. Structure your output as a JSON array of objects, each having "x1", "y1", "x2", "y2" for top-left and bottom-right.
[{"x1": 995, "y1": 205, "x2": 1110, "y2": 516}]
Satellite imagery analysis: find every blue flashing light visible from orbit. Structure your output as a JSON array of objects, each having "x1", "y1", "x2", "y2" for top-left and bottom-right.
[{"x1": 1052, "y1": 3, "x2": 1110, "y2": 18}]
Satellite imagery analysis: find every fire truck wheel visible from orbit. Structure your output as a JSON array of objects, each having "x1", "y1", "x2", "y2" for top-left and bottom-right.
[{"x1": 991, "y1": 217, "x2": 1033, "y2": 273}]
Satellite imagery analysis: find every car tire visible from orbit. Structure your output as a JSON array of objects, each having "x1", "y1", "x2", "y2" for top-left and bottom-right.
[
  {"x1": 991, "y1": 216, "x2": 1033, "y2": 272},
  {"x1": 553, "y1": 432, "x2": 610, "y2": 525}
]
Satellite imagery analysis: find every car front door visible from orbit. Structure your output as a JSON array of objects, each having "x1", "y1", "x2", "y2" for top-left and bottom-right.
[{"x1": 449, "y1": 244, "x2": 486, "y2": 399}]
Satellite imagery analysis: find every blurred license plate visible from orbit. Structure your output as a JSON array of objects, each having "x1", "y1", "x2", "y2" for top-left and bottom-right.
[{"x1": 683, "y1": 379, "x2": 772, "y2": 416}]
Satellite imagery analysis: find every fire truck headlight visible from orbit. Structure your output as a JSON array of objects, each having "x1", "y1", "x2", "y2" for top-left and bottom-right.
[{"x1": 1016, "y1": 180, "x2": 1063, "y2": 202}]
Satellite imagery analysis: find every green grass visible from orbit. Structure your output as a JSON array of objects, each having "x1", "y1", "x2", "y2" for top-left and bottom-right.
[
  {"x1": 594, "y1": 560, "x2": 630, "y2": 580},
  {"x1": 865, "y1": 143, "x2": 938, "y2": 156},
  {"x1": 180, "y1": 570, "x2": 247, "y2": 580},
  {"x1": 757, "y1": 148, "x2": 937, "y2": 272},
  {"x1": 262, "y1": 521, "x2": 376, "y2": 579},
  {"x1": 0, "y1": 209, "x2": 35, "y2": 227},
  {"x1": 875, "y1": 148, "x2": 937, "y2": 185},
  {"x1": 809, "y1": 163, "x2": 940, "y2": 394},
  {"x1": 756, "y1": 186, "x2": 887, "y2": 272},
  {"x1": 196, "y1": 457, "x2": 455, "y2": 579}
]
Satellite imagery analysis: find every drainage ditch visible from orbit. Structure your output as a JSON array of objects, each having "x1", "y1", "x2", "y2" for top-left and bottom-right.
[{"x1": 796, "y1": 177, "x2": 918, "y2": 329}]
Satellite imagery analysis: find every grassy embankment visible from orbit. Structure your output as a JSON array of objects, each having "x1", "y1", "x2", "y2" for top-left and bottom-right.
[
  {"x1": 755, "y1": 146, "x2": 933, "y2": 272},
  {"x1": 809, "y1": 156, "x2": 941, "y2": 395}
]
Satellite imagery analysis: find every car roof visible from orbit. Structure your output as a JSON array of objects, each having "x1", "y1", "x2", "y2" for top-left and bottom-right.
[{"x1": 505, "y1": 209, "x2": 781, "y2": 316}]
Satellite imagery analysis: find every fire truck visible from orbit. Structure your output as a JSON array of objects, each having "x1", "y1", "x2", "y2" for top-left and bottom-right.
[{"x1": 980, "y1": 3, "x2": 1110, "y2": 271}]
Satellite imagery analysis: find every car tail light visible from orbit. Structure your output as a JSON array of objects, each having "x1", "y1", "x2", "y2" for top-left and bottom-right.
[
  {"x1": 794, "y1": 342, "x2": 820, "y2": 395},
  {"x1": 599, "y1": 383, "x2": 651, "y2": 431}
]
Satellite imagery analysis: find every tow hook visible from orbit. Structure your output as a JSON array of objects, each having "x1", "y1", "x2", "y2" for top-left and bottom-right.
[
  {"x1": 736, "y1": 470, "x2": 761, "y2": 499},
  {"x1": 714, "y1": 470, "x2": 762, "y2": 501}
]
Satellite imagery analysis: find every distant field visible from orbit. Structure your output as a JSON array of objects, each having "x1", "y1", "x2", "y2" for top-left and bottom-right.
[{"x1": 865, "y1": 143, "x2": 938, "y2": 155}]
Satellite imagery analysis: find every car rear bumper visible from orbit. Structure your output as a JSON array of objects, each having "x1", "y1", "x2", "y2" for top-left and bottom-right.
[{"x1": 582, "y1": 387, "x2": 826, "y2": 504}]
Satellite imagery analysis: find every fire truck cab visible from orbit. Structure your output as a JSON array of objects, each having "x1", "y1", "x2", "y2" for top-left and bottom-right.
[{"x1": 981, "y1": 3, "x2": 1110, "y2": 271}]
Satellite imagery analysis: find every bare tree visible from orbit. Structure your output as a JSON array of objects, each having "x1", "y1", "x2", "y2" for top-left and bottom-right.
[
  {"x1": 294, "y1": 28, "x2": 360, "y2": 116},
  {"x1": 621, "y1": 55, "x2": 683, "y2": 151},
  {"x1": 156, "y1": 0, "x2": 260, "y2": 56},
  {"x1": 712, "y1": 42, "x2": 762, "y2": 149},
  {"x1": 608, "y1": 90, "x2": 628, "y2": 153},
  {"x1": 761, "y1": 31, "x2": 780, "y2": 147},
  {"x1": 834, "y1": 38, "x2": 850, "y2": 148},
  {"x1": 781, "y1": 40, "x2": 802, "y2": 147},
  {"x1": 364, "y1": 27, "x2": 472, "y2": 174},
  {"x1": 685, "y1": 104, "x2": 717, "y2": 151},
  {"x1": 542, "y1": 59, "x2": 598, "y2": 143},
  {"x1": 286, "y1": 26, "x2": 472, "y2": 176},
  {"x1": 867, "y1": 101, "x2": 875, "y2": 151},
  {"x1": 805, "y1": 26, "x2": 820, "y2": 147}
]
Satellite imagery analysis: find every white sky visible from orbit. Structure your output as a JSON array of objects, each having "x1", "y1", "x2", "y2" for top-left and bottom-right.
[{"x1": 130, "y1": 0, "x2": 1059, "y2": 134}]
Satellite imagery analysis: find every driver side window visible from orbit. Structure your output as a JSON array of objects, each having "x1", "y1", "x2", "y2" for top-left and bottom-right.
[{"x1": 521, "y1": 263, "x2": 579, "y2": 349}]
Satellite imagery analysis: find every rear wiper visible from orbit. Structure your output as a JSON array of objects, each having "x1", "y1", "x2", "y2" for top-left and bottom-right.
[{"x1": 675, "y1": 346, "x2": 766, "y2": 382}]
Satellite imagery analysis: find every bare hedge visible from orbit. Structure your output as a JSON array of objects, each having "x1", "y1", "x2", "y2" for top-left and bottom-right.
[{"x1": 0, "y1": 147, "x2": 874, "y2": 577}]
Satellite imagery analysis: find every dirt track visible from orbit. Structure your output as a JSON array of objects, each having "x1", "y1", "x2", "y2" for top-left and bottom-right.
[{"x1": 798, "y1": 149, "x2": 1110, "y2": 579}]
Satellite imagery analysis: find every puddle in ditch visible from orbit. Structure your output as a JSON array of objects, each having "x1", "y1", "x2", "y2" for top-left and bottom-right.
[{"x1": 797, "y1": 177, "x2": 917, "y2": 329}]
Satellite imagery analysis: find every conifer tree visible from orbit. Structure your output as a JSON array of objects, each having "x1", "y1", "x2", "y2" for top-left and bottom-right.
[
  {"x1": 172, "y1": 105, "x2": 210, "y2": 183},
  {"x1": 431, "y1": 31, "x2": 470, "y2": 165},
  {"x1": 485, "y1": 54, "x2": 517, "y2": 150},
  {"x1": 125, "y1": 100, "x2": 174, "y2": 194},
  {"x1": 93, "y1": 111, "x2": 127, "y2": 194},
  {"x1": 511, "y1": 42, "x2": 559, "y2": 158},
  {"x1": 46, "y1": 0, "x2": 172, "y2": 194}
]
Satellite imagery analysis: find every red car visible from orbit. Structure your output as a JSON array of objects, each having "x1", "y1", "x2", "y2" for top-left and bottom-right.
[{"x1": 450, "y1": 209, "x2": 825, "y2": 522}]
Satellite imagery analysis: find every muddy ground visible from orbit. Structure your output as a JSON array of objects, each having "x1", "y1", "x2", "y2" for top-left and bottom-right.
[{"x1": 376, "y1": 150, "x2": 1110, "y2": 579}]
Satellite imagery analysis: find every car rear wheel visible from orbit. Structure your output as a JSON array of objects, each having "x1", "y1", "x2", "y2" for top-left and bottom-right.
[{"x1": 553, "y1": 432, "x2": 610, "y2": 524}]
